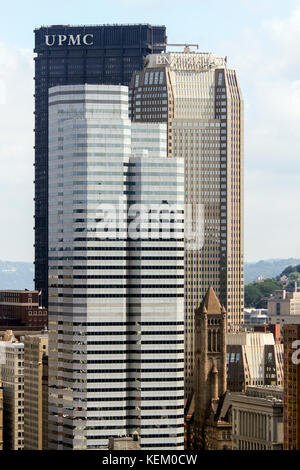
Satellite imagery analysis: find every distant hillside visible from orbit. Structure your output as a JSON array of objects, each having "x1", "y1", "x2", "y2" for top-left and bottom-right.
[
  {"x1": 0, "y1": 260, "x2": 34, "y2": 290},
  {"x1": 1, "y1": 257, "x2": 300, "y2": 292},
  {"x1": 244, "y1": 258, "x2": 300, "y2": 285}
]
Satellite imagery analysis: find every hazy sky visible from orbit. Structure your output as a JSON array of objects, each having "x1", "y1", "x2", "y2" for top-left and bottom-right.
[{"x1": 0, "y1": 0, "x2": 299, "y2": 262}]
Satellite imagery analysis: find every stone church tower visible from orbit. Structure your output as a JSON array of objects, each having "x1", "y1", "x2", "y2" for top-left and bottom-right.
[{"x1": 185, "y1": 286, "x2": 231, "y2": 450}]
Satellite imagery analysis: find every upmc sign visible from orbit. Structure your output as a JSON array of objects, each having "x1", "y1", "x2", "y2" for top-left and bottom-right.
[{"x1": 45, "y1": 34, "x2": 94, "y2": 46}]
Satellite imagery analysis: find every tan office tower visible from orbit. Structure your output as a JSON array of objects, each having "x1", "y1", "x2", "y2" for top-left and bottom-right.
[
  {"x1": 24, "y1": 334, "x2": 48, "y2": 450},
  {"x1": 129, "y1": 50, "x2": 244, "y2": 397}
]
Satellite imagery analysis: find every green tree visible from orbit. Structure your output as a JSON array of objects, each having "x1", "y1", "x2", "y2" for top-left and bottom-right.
[{"x1": 244, "y1": 278, "x2": 282, "y2": 308}]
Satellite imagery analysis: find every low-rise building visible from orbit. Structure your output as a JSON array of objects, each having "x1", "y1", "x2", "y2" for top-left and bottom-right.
[
  {"x1": 0, "y1": 334, "x2": 25, "y2": 450},
  {"x1": 108, "y1": 433, "x2": 140, "y2": 450},
  {"x1": 231, "y1": 385, "x2": 283, "y2": 450},
  {"x1": 268, "y1": 289, "x2": 300, "y2": 328},
  {"x1": 227, "y1": 332, "x2": 283, "y2": 391},
  {"x1": 0, "y1": 330, "x2": 48, "y2": 450},
  {"x1": 0, "y1": 291, "x2": 47, "y2": 329},
  {"x1": 24, "y1": 334, "x2": 48, "y2": 450},
  {"x1": 244, "y1": 309, "x2": 268, "y2": 326}
]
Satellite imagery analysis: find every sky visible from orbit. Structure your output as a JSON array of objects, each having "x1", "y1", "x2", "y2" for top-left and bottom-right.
[{"x1": 0, "y1": 0, "x2": 299, "y2": 263}]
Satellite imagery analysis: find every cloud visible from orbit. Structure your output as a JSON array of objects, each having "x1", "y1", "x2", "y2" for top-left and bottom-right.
[
  {"x1": 222, "y1": 7, "x2": 300, "y2": 261},
  {"x1": 265, "y1": 6, "x2": 300, "y2": 55},
  {"x1": 0, "y1": 41, "x2": 34, "y2": 262}
]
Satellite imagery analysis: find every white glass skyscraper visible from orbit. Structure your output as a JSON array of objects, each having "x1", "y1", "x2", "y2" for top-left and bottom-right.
[{"x1": 48, "y1": 84, "x2": 184, "y2": 449}]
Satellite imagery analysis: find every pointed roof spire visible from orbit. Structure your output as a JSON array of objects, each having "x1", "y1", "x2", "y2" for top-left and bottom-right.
[{"x1": 195, "y1": 285, "x2": 224, "y2": 315}]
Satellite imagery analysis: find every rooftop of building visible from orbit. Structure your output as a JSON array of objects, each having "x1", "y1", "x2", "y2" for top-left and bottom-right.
[
  {"x1": 0, "y1": 329, "x2": 47, "y2": 343},
  {"x1": 35, "y1": 23, "x2": 165, "y2": 30},
  {"x1": 231, "y1": 390, "x2": 283, "y2": 406},
  {"x1": 0, "y1": 290, "x2": 38, "y2": 294},
  {"x1": 227, "y1": 331, "x2": 275, "y2": 346}
]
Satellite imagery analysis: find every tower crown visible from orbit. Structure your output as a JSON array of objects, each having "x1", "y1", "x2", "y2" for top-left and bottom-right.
[{"x1": 195, "y1": 285, "x2": 225, "y2": 316}]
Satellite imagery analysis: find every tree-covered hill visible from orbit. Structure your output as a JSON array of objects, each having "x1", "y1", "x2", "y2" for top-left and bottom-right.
[{"x1": 244, "y1": 278, "x2": 282, "y2": 308}]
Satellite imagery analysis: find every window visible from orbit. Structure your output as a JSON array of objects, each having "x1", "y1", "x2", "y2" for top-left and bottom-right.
[{"x1": 276, "y1": 303, "x2": 280, "y2": 315}]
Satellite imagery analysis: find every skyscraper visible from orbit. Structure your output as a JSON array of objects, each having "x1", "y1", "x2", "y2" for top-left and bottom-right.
[
  {"x1": 283, "y1": 324, "x2": 300, "y2": 450},
  {"x1": 129, "y1": 49, "x2": 244, "y2": 397},
  {"x1": 48, "y1": 84, "x2": 184, "y2": 449},
  {"x1": 34, "y1": 24, "x2": 167, "y2": 307}
]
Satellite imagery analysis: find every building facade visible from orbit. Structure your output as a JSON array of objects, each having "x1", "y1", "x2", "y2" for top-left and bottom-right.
[
  {"x1": 34, "y1": 24, "x2": 166, "y2": 308},
  {"x1": 231, "y1": 385, "x2": 283, "y2": 450},
  {"x1": 0, "y1": 290, "x2": 47, "y2": 328},
  {"x1": 185, "y1": 286, "x2": 231, "y2": 450},
  {"x1": 283, "y1": 324, "x2": 300, "y2": 450},
  {"x1": 42, "y1": 355, "x2": 48, "y2": 450},
  {"x1": 48, "y1": 84, "x2": 184, "y2": 449},
  {"x1": 253, "y1": 324, "x2": 281, "y2": 345},
  {"x1": 244, "y1": 308, "x2": 268, "y2": 326},
  {"x1": 268, "y1": 289, "x2": 300, "y2": 328},
  {"x1": 0, "y1": 338, "x2": 24, "y2": 450},
  {"x1": 108, "y1": 434, "x2": 140, "y2": 450},
  {"x1": 129, "y1": 50, "x2": 244, "y2": 397},
  {"x1": 226, "y1": 332, "x2": 283, "y2": 392},
  {"x1": 24, "y1": 334, "x2": 48, "y2": 450}
]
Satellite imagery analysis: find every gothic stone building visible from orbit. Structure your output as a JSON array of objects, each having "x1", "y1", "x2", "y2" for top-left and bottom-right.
[{"x1": 185, "y1": 286, "x2": 232, "y2": 450}]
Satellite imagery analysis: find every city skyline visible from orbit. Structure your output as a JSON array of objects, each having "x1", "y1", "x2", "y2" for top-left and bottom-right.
[
  {"x1": 0, "y1": 1, "x2": 299, "y2": 455},
  {"x1": 1, "y1": 1, "x2": 300, "y2": 263}
]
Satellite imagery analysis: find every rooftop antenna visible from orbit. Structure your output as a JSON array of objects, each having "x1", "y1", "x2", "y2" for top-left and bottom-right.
[
  {"x1": 166, "y1": 43, "x2": 199, "y2": 52},
  {"x1": 154, "y1": 43, "x2": 200, "y2": 52}
]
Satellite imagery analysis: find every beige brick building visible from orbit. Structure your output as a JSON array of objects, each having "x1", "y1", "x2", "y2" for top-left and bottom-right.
[
  {"x1": 0, "y1": 334, "x2": 25, "y2": 450},
  {"x1": 268, "y1": 289, "x2": 300, "y2": 327},
  {"x1": 24, "y1": 334, "x2": 48, "y2": 450}
]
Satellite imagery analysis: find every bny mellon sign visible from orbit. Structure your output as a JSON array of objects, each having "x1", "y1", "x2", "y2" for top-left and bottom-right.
[{"x1": 148, "y1": 53, "x2": 227, "y2": 71}]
